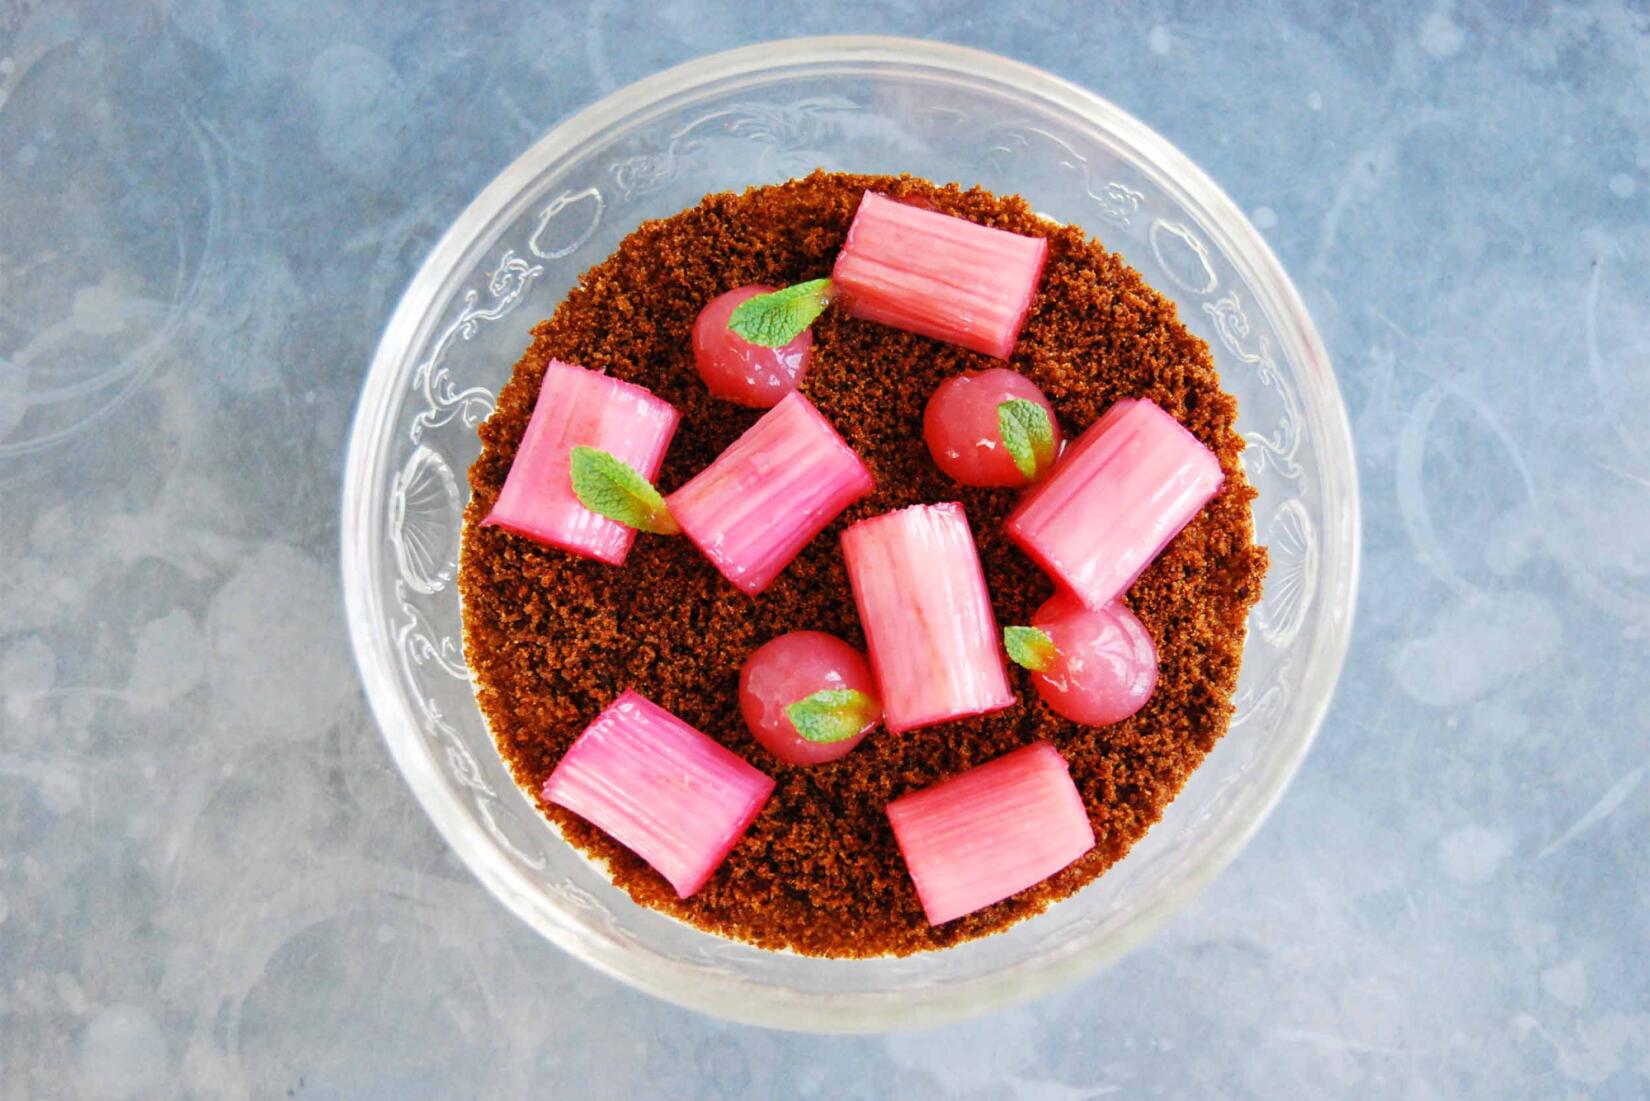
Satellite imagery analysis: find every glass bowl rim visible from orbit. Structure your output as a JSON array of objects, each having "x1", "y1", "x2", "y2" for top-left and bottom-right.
[{"x1": 341, "y1": 34, "x2": 1361, "y2": 1032}]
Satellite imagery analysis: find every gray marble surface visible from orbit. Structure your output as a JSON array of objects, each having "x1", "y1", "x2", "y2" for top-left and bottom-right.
[{"x1": 2, "y1": 1, "x2": 1647, "y2": 1097}]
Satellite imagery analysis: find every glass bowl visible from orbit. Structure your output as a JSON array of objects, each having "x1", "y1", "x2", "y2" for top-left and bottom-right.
[{"x1": 341, "y1": 36, "x2": 1359, "y2": 1032}]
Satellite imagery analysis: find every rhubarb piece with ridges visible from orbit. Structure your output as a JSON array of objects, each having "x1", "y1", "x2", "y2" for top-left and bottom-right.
[
  {"x1": 541, "y1": 690, "x2": 774, "y2": 898},
  {"x1": 887, "y1": 741, "x2": 1095, "y2": 925},
  {"x1": 840, "y1": 502, "x2": 1015, "y2": 734},
  {"x1": 484, "y1": 359, "x2": 680, "y2": 565},
  {"x1": 831, "y1": 191, "x2": 1049, "y2": 359},
  {"x1": 668, "y1": 392, "x2": 874, "y2": 595},
  {"x1": 1007, "y1": 399, "x2": 1224, "y2": 609}
]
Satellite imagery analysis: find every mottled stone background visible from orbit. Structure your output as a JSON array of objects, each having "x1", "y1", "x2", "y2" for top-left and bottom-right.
[{"x1": 2, "y1": 2, "x2": 1647, "y2": 1098}]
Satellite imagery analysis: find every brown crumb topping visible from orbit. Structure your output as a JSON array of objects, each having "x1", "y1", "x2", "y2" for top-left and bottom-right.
[{"x1": 458, "y1": 171, "x2": 1267, "y2": 957}]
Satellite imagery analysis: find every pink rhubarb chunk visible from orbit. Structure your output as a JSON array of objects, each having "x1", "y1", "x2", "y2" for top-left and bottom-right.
[
  {"x1": 1007, "y1": 399, "x2": 1224, "y2": 609},
  {"x1": 483, "y1": 359, "x2": 680, "y2": 565},
  {"x1": 831, "y1": 191, "x2": 1049, "y2": 360},
  {"x1": 887, "y1": 741, "x2": 1095, "y2": 925},
  {"x1": 542, "y1": 690, "x2": 775, "y2": 898},
  {"x1": 840, "y1": 502, "x2": 1015, "y2": 734},
  {"x1": 668, "y1": 391, "x2": 874, "y2": 595}
]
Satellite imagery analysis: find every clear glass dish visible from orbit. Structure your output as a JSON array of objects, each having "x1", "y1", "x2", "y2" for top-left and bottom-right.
[{"x1": 341, "y1": 36, "x2": 1359, "y2": 1032}]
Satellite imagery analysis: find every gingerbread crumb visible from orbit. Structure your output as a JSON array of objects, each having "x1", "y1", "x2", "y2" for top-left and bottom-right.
[{"x1": 459, "y1": 171, "x2": 1267, "y2": 957}]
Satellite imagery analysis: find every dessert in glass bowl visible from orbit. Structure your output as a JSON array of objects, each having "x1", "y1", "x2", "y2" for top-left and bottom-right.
[{"x1": 458, "y1": 171, "x2": 1266, "y2": 957}]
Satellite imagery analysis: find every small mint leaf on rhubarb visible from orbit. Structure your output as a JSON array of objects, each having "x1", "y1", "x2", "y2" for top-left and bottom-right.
[
  {"x1": 785, "y1": 688, "x2": 879, "y2": 744},
  {"x1": 569, "y1": 446, "x2": 679, "y2": 534},
  {"x1": 727, "y1": 278, "x2": 833, "y2": 347},
  {"x1": 1003, "y1": 626, "x2": 1058, "y2": 672},
  {"x1": 998, "y1": 399, "x2": 1057, "y2": 481}
]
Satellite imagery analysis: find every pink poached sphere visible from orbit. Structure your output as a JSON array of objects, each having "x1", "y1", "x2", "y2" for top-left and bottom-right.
[
  {"x1": 923, "y1": 368, "x2": 1062, "y2": 487},
  {"x1": 1028, "y1": 593, "x2": 1158, "y2": 725},
  {"x1": 692, "y1": 285, "x2": 812, "y2": 408},
  {"x1": 739, "y1": 631, "x2": 879, "y2": 765}
]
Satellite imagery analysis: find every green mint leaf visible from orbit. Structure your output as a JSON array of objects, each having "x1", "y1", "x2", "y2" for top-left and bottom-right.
[
  {"x1": 997, "y1": 399, "x2": 1058, "y2": 481},
  {"x1": 569, "y1": 446, "x2": 679, "y2": 534},
  {"x1": 785, "y1": 688, "x2": 880, "y2": 744},
  {"x1": 726, "y1": 278, "x2": 833, "y2": 347},
  {"x1": 1003, "y1": 626, "x2": 1058, "y2": 672}
]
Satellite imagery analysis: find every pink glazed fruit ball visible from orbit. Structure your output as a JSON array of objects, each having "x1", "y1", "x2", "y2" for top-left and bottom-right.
[
  {"x1": 739, "y1": 631, "x2": 880, "y2": 765},
  {"x1": 692, "y1": 285, "x2": 813, "y2": 408},
  {"x1": 923, "y1": 368, "x2": 1062, "y2": 487},
  {"x1": 1028, "y1": 593, "x2": 1158, "y2": 726}
]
